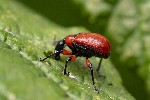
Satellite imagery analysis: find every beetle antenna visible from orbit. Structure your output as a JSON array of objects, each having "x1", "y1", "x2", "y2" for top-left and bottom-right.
[{"x1": 40, "y1": 53, "x2": 54, "y2": 62}]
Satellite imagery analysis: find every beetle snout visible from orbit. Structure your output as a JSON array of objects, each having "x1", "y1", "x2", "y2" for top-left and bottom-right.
[{"x1": 55, "y1": 55, "x2": 60, "y2": 60}]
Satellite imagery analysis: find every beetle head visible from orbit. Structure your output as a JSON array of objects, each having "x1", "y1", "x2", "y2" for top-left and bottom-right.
[{"x1": 54, "y1": 40, "x2": 65, "y2": 60}]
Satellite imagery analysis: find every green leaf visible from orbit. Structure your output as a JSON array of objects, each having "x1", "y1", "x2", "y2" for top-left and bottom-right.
[
  {"x1": 0, "y1": 0, "x2": 143, "y2": 99},
  {"x1": 0, "y1": 43, "x2": 69, "y2": 100}
]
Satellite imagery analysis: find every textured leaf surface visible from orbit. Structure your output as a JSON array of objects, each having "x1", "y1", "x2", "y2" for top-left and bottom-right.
[{"x1": 1, "y1": 0, "x2": 149, "y2": 99}]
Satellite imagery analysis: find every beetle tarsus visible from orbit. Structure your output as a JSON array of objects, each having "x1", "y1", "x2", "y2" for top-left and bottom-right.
[
  {"x1": 96, "y1": 69, "x2": 106, "y2": 78},
  {"x1": 94, "y1": 84, "x2": 99, "y2": 93},
  {"x1": 64, "y1": 71, "x2": 70, "y2": 76}
]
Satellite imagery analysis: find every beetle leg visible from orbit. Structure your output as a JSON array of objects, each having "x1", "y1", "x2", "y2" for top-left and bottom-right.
[
  {"x1": 64, "y1": 55, "x2": 77, "y2": 75},
  {"x1": 40, "y1": 49, "x2": 72, "y2": 62},
  {"x1": 40, "y1": 53, "x2": 54, "y2": 62},
  {"x1": 61, "y1": 49, "x2": 72, "y2": 55},
  {"x1": 86, "y1": 58, "x2": 99, "y2": 93},
  {"x1": 96, "y1": 58, "x2": 105, "y2": 78}
]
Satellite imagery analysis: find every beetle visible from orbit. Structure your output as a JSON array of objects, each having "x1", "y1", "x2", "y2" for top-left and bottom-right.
[{"x1": 40, "y1": 33, "x2": 111, "y2": 93}]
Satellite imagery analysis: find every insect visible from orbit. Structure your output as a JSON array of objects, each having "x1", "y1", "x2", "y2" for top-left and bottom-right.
[{"x1": 40, "y1": 33, "x2": 111, "y2": 93}]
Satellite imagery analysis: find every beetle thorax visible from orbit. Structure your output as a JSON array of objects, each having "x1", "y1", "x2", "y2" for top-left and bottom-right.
[{"x1": 65, "y1": 35, "x2": 75, "y2": 46}]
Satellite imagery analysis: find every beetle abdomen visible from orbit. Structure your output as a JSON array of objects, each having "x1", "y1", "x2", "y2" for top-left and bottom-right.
[{"x1": 74, "y1": 33, "x2": 110, "y2": 58}]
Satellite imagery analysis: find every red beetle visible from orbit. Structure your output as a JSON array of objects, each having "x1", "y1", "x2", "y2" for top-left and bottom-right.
[{"x1": 40, "y1": 33, "x2": 111, "y2": 93}]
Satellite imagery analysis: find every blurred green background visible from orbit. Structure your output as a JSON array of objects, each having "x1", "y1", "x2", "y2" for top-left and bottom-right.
[
  {"x1": 0, "y1": 0, "x2": 150, "y2": 99},
  {"x1": 17, "y1": 0, "x2": 150, "y2": 99}
]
